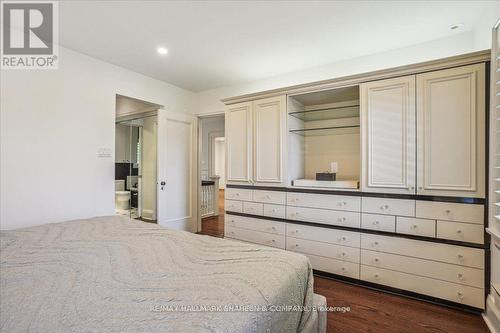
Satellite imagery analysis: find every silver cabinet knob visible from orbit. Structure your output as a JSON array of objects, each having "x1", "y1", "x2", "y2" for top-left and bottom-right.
[
  {"x1": 373, "y1": 221, "x2": 380, "y2": 225},
  {"x1": 457, "y1": 291, "x2": 464, "y2": 300},
  {"x1": 457, "y1": 273, "x2": 464, "y2": 280}
]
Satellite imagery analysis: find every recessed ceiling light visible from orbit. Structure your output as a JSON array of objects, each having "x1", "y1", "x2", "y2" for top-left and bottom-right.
[
  {"x1": 450, "y1": 23, "x2": 465, "y2": 31},
  {"x1": 157, "y1": 47, "x2": 168, "y2": 56}
]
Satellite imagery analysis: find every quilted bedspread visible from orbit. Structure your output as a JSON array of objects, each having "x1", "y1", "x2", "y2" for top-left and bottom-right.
[{"x1": 0, "y1": 216, "x2": 319, "y2": 332}]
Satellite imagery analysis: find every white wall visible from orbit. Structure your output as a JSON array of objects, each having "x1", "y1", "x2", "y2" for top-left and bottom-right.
[
  {"x1": 0, "y1": 46, "x2": 196, "y2": 230},
  {"x1": 199, "y1": 116, "x2": 225, "y2": 180},
  {"x1": 214, "y1": 138, "x2": 226, "y2": 189},
  {"x1": 196, "y1": 31, "x2": 489, "y2": 115}
]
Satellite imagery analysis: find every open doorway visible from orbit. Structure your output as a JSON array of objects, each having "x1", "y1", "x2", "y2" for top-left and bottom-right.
[
  {"x1": 198, "y1": 114, "x2": 225, "y2": 237},
  {"x1": 115, "y1": 95, "x2": 160, "y2": 223}
]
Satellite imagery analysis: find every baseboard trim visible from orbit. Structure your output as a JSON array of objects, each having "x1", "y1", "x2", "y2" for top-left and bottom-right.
[{"x1": 483, "y1": 292, "x2": 500, "y2": 333}]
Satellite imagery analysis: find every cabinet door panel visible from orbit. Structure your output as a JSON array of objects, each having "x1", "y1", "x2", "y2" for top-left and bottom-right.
[
  {"x1": 361, "y1": 76, "x2": 416, "y2": 194},
  {"x1": 225, "y1": 102, "x2": 253, "y2": 184},
  {"x1": 253, "y1": 96, "x2": 286, "y2": 185},
  {"x1": 416, "y1": 64, "x2": 485, "y2": 197}
]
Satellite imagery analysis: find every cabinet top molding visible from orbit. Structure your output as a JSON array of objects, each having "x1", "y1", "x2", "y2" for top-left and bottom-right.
[{"x1": 221, "y1": 50, "x2": 490, "y2": 105}]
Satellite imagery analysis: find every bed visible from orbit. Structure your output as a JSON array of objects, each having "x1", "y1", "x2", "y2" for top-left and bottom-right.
[{"x1": 0, "y1": 216, "x2": 326, "y2": 332}]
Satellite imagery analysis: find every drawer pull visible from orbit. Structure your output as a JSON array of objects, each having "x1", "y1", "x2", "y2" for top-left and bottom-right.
[
  {"x1": 270, "y1": 209, "x2": 276, "y2": 213},
  {"x1": 374, "y1": 257, "x2": 380, "y2": 263},
  {"x1": 457, "y1": 291, "x2": 464, "y2": 300},
  {"x1": 457, "y1": 229, "x2": 463, "y2": 234},
  {"x1": 380, "y1": 205, "x2": 389, "y2": 211},
  {"x1": 265, "y1": 195, "x2": 271, "y2": 199},
  {"x1": 373, "y1": 241, "x2": 379, "y2": 246},
  {"x1": 271, "y1": 239, "x2": 276, "y2": 243},
  {"x1": 341, "y1": 267, "x2": 346, "y2": 271},
  {"x1": 341, "y1": 236, "x2": 347, "y2": 241},
  {"x1": 341, "y1": 252, "x2": 346, "y2": 257},
  {"x1": 457, "y1": 254, "x2": 464, "y2": 262},
  {"x1": 457, "y1": 273, "x2": 464, "y2": 280},
  {"x1": 295, "y1": 244, "x2": 299, "y2": 247},
  {"x1": 410, "y1": 224, "x2": 418, "y2": 230},
  {"x1": 372, "y1": 221, "x2": 380, "y2": 225},
  {"x1": 338, "y1": 217, "x2": 347, "y2": 223},
  {"x1": 338, "y1": 201, "x2": 347, "y2": 207},
  {"x1": 445, "y1": 209, "x2": 451, "y2": 214},
  {"x1": 235, "y1": 193, "x2": 240, "y2": 197},
  {"x1": 271, "y1": 226, "x2": 276, "y2": 230},
  {"x1": 374, "y1": 273, "x2": 380, "y2": 279}
]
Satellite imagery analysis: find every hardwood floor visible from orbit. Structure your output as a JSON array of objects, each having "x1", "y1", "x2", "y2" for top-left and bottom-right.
[
  {"x1": 199, "y1": 189, "x2": 225, "y2": 237},
  {"x1": 314, "y1": 276, "x2": 488, "y2": 333}
]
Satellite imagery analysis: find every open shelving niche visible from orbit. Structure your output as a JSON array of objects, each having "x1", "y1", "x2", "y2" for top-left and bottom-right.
[{"x1": 287, "y1": 85, "x2": 361, "y2": 190}]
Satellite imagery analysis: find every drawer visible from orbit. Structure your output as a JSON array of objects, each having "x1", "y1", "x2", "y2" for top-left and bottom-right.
[
  {"x1": 396, "y1": 217, "x2": 436, "y2": 237},
  {"x1": 362, "y1": 197, "x2": 415, "y2": 216},
  {"x1": 437, "y1": 221, "x2": 484, "y2": 244},
  {"x1": 263, "y1": 204, "x2": 285, "y2": 219},
  {"x1": 287, "y1": 237, "x2": 360, "y2": 263},
  {"x1": 361, "y1": 249, "x2": 484, "y2": 288},
  {"x1": 287, "y1": 206, "x2": 361, "y2": 228},
  {"x1": 225, "y1": 200, "x2": 243, "y2": 213},
  {"x1": 253, "y1": 190, "x2": 286, "y2": 205},
  {"x1": 300, "y1": 253, "x2": 360, "y2": 279},
  {"x1": 243, "y1": 201, "x2": 263, "y2": 215},
  {"x1": 416, "y1": 201, "x2": 484, "y2": 224},
  {"x1": 286, "y1": 224, "x2": 360, "y2": 248},
  {"x1": 287, "y1": 192, "x2": 361, "y2": 212},
  {"x1": 225, "y1": 215, "x2": 285, "y2": 235},
  {"x1": 225, "y1": 188, "x2": 253, "y2": 201},
  {"x1": 361, "y1": 214, "x2": 395, "y2": 232},
  {"x1": 361, "y1": 234, "x2": 484, "y2": 268},
  {"x1": 360, "y1": 265, "x2": 484, "y2": 309},
  {"x1": 225, "y1": 225, "x2": 285, "y2": 249}
]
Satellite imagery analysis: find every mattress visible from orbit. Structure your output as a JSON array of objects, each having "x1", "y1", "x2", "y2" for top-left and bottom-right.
[{"x1": 0, "y1": 216, "x2": 324, "y2": 332}]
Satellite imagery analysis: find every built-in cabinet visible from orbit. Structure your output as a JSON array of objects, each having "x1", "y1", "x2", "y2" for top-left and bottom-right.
[
  {"x1": 223, "y1": 55, "x2": 488, "y2": 312},
  {"x1": 360, "y1": 63, "x2": 485, "y2": 198},
  {"x1": 226, "y1": 96, "x2": 286, "y2": 186},
  {"x1": 416, "y1": 64, "x2": 485, "y2": 198},
  {"x1": 115, "y1": 124, "x2": 138, "y2": 163},
  {"x1": 361, "y1": 75, "x2": 416, "y2": 194}
]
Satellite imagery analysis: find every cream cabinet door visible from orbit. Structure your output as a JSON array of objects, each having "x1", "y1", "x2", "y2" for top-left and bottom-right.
[
  {"x1": 417, "y1": 64, "x2": 485, "y2": 198},
  {"x1": 361, "y1": 76, "x2": 416, "y2": 194},
  {"x1": 115, "y1": 123, "x2": 131, "y2": 163},
  {"x1": 253, "y1": 96, "x2": 286, "y2": 186},
  {"x1": 225, "y1": 102, "x2": 253, "y2": 184}
]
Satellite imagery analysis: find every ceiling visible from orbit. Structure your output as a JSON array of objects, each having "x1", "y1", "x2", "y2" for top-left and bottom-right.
[{"x1": 60, "y1": 1, "x2": 498, "y2": 92}]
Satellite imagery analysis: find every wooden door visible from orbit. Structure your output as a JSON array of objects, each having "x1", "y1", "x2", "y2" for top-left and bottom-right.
[
  {"x1": 361, "y1": 76, "x2": 416, "y2": 194},
  {"x1": 416, "y1": 64, "x2": 485, "y2": 198}
]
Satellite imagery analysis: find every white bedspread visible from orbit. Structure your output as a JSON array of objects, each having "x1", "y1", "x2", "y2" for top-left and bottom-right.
[{"x1": 0, "y1": 216, "x2": 320, "y2": 332}]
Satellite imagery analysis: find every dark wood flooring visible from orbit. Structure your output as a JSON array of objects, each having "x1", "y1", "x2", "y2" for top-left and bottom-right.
[
  {"x1": 199, "y1": 189, "x2": 225, "y2": 238},
  {"x1": 199, "y1": 189, "x2": 487, "y2": 332},
  {"x1": 314, "y1": 276, "x2": 488, "y2": 333}
]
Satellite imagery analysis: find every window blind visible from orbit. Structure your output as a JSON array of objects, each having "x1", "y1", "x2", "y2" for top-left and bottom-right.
[{"x1": 488, "y1": 19, "x2": 500, "y2": 296}]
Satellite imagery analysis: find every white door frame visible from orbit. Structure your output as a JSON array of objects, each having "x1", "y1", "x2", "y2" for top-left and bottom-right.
[
  {"x1": 208, "y1": 131, "x2": 225, "y2": 178},
  {"x1": 197, "y1": 112, "x2": 225, "y2": 232}
]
